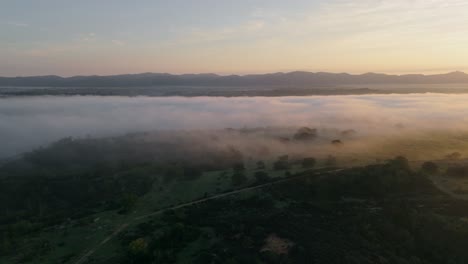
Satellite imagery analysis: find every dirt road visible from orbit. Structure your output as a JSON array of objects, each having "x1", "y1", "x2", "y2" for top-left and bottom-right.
[{"x1": 73, "y1": 168, "x2": 341, "y2": 264}]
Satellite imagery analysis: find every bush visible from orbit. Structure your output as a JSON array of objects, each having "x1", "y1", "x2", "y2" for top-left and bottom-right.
[
  {"x1": 127, "y1": 237, "x2": 151, "y2": 263},
  {"x1": 128, "y1": 238, "x2": 148, "y2": 256}
]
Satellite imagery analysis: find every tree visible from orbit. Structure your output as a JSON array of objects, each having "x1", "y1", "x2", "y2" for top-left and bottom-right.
[
  {"x1": 0, "y1": 234, "x2": 12, "y2": 256},
  {"x1": 163, "y1": 165, "x2": 184, "y2": 183},
  {"x1": 301, "y1": 157, "x2": 316, "y2": 168},
  {"x1": 421, "y1": 162, "x2": 438, "y2": 174},
  {"x1": 254, "y1": 171, "x2": 271, "y2": 183},
  {"x1": 389, "y1": 156, "x2": 410, "y2": 171},
  {"x1": 233, "y1": 162, "x2": 246, "y2": 172},
  {"x1": 256, "y1": 161, "x2": 266, "y2": 170},
  {"x1": 325, "y1": 155, "x2": 337, "y2": 167},
  {"x1": 331, "y1": 139, "x2": 343, "y2": 146},
  {"x1": 446, "y1": 152, "x2": 462, "y2": 160},
  {"x1": 447, "y1": 166, "x2": 468, "y2": 178},
  {"x1": 232, "y1": 171, "x2": 248, "y2": 186},
  {"x1": 293, "y1": 127, "x2": 317, "y2": 141},
  {"x1": 182, "y1": 166, "x2": 203, "y2": 180},
  {"x1": 119, "y1": 193, "x2": 138, "y2": 214},
  {"x1": 274, "y1": 155, "x2": 290, "y2": 171}
]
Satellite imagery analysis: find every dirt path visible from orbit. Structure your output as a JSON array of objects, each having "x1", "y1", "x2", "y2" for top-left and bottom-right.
[
  {"x1": 73, "y1": 168, "x2": 342, "y2": 264},
  {"x1": 73, "y1": 223, "x2": 129, "y2": 264}
]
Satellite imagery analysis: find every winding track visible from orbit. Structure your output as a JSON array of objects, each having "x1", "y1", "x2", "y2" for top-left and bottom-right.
[{"x1": 73, "y1": 168, "x2": 343, "y2": 264}]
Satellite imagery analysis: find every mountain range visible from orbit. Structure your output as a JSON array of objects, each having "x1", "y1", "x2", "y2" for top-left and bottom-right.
[{"x1": 1, "y1": 71, "x2": 468, "y2": 87}]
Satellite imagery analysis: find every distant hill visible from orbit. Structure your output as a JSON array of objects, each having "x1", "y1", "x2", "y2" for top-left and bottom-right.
[{"x1": 1, "y1": 71, "x2": 468, "y2": 87}]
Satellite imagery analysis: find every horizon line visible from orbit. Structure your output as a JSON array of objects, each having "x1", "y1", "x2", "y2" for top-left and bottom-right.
[{"x1": 2, "y1": 70, "x2": 467, "y2": 79}]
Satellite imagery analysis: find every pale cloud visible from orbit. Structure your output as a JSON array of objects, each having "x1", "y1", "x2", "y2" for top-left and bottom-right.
[
  {"x1": 79, "y1": 32, "x2": 97, "y2": 42},
  {"x1": 111, "y1": 39, "x2": 126, "y2": 46},
  {"x1": 245, "y1": 0, "x2": 468, "y2": 43},
  {"x1": 245, "y1": 20, "x2": 265, "y2": 32},
  {"x1": 313, "y1": 0, "x2": 468, "y2": 36},
  {"x1": 188, "y1": 1, "x2": 468, "y2": 48},
  {"x1": 185, "y1": 0, "x2": 468, "y2": 73}
]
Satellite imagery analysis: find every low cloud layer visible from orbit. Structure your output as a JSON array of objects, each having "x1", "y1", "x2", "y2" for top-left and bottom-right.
[{"x1": 1, "y1": 94, "x2": 468, "y2": 159}]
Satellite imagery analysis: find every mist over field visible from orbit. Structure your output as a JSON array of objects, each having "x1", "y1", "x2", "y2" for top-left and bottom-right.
[{"x1": 2, "y1": 93, "x2": 468, "y2": 160}]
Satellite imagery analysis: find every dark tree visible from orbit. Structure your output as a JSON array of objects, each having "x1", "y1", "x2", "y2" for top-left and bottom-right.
[
  {"x1": 446, "y1": 152, "x2": 462, "y2": 160},
  {"x1": 254, "y1": 171, "x2": 270, "y2": 183},
  {"x1": 447, "y1": 166, "x2": 468, "y2": 178},
  {"x1": 233, "y1": 162, "x2": 246, "y2": 172},
  {"x1": 274, "y1": 155, "x2": 290, "y2": 171},
  {"x1": 325, "y1": 155, "x2": 337, "y2": 167},
  {"x1": 301, "y1": 157, "x2": 317, "y2": 168},
  {"x1": 183, "y1": 166, "x2": 203, "y2": 180},
  {"x1": 119, "y1": 193, "x2": 138, "y2": 214},
  {"x1": 388, "y1": 156, "x2": 410, "y2": 171},
  {"x1": 277, "y1": 137, "x2": 291, "y2": 144},
  {"x1": 331, "y1": 139, "x2": 343, "y2": 146},
  {"x1": 293, "y1": 127, "x2": 318, "y2": 141},
  {"x1": 232, "y1": 172, "x2": 248, "y2": 186},
  {"x1": 256, "y1": 161, "x2": 266, "y2": 170},
  {"x1": 421, "y1": 161, "x2": 439, "y2": 174}
]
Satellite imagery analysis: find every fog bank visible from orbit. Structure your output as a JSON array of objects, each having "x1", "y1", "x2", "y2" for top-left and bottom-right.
[{"x1": 1, "y1": 94, "x2": 468, "y2": 159}]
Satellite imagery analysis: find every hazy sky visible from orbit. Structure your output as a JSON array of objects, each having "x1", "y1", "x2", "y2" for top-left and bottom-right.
[{"x1": 1, "y1": 0, "x2": 468, "y2": 76}]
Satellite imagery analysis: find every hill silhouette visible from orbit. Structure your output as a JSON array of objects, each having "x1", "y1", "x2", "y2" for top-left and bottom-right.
[{"x1": 1, "y1": 71, "x2": 468, "y2": 87}]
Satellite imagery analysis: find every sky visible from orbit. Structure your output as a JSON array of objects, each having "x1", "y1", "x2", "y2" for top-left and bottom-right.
[{"x1": 1, "y1": 0, "x2": 468, "y2": 76}]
